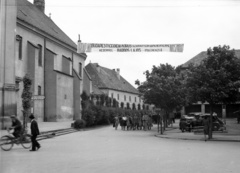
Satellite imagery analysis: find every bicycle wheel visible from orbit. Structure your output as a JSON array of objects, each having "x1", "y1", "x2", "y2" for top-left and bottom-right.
[
  {"x1": 0, "y1": 136, "x2": 14, "y2": 151},
  {"x1": 20, "y1": 134, "x2": 32, "y2": 149}
]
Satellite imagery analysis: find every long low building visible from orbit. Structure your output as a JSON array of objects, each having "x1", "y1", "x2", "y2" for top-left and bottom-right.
[{"x1": 84, "y1": 63, "x2": 145, "y2": 109}]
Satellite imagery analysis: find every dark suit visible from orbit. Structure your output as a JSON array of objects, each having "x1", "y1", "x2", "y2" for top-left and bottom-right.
[{"x1": 30, "y1": 119, "x2": 40, "y2": 150}]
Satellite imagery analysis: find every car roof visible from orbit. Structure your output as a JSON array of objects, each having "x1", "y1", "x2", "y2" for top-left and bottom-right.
[
  {"x1": 188, "y1": 112, "x2": 202, "y2": 115},
  {"x1": 181, "y1": 115, "x2": 194, "y2": 119},
  {"x1": 201, "y1": 113, "x2": 217, "y2": 117}
]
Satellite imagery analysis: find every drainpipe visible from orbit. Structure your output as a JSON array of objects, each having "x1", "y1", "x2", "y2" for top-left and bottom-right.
[
  {"x1": 43, "y1": 37, "x2": 46, "y2": 122},
  {"x1": 72, "y1": 51, "x2": 74, "y2": 120}
]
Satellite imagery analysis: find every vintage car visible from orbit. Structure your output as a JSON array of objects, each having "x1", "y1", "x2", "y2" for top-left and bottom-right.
[
  {"x1": 179, "y1": 115, "x2": 195, "y2": 132},
  {"x1": 179, "y1": 112, "x2": 226, "y2": 132},
  {"x1": 187, "y1": 112, "x2": 203, "y2": 128},
  {"x1": 200, "y1": 113, "x2": 226, "y2": 131}
]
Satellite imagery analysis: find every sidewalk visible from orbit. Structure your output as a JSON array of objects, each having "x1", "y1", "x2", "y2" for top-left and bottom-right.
[
  {"x1": 155, "y1": 119, "x2": 240, "y2": 142},
  {"x1": 0, "y1": 121, "x2": 74, "y2": 137}
]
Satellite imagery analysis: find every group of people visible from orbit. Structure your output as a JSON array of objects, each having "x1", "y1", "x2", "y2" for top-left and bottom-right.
[
  {"x1": 9, "y1": 114, "x2": 41, "y2": 151},
  {"x1": 113, "y1": 114, "x2": 153, "y2": 131}
]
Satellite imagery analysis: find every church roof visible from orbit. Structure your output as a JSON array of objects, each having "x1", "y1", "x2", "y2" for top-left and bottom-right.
[{"x1": 17, "y1": 0, "x2": 77, "y2": 49}]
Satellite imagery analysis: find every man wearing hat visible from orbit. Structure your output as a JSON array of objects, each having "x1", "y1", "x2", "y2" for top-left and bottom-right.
[
  {"x1": 10, "y1": 115, "x2": 22, "y2": 138},
  {"x1": 29, "y1": 114, "x2": 41, "y2": 151}
]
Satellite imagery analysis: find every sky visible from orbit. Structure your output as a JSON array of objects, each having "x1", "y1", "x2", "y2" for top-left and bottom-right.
[{"x1": 29, "y1": 0, "x2": 240, "y2": 87}]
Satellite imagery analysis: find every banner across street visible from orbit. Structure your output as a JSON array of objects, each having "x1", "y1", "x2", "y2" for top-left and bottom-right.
[{"x1": 77, "y1": 43, "x2": 184, "y2": 53}]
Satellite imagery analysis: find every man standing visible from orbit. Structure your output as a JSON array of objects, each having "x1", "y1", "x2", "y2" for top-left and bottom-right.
[
  {"x1": 29, "y1": 114, "x2": 41, "y2": 151},
  {"x1": 202, "y1": 116, "x2": 209, "y2": 142}
]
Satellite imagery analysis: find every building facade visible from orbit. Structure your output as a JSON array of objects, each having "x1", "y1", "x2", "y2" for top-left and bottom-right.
[
  {"x1": 84, "y1": 63, "x2": 144, "y2": 109},
  {"x1": 1, "y1": 0, "x2": 86, "y2": 128}
]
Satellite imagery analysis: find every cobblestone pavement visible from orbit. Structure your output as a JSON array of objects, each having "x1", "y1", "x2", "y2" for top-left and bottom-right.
[{"x1": 1, "y1": 123, "x2": 240, "y2": 173}]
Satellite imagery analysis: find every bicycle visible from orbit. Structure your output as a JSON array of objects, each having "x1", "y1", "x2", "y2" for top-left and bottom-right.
[{"x1": 0, "y1": 129, "x2": 32, "y2": 151}]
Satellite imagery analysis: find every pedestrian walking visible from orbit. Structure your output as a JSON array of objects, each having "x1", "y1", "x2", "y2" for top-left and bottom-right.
[
  {"x1": 122, "y1": 116, "x2": 127, "y2": 130},
  {"x1": 202, "y1": 116, "x2": 209, "y2": 142},
  {"x1": 114, "y1": 115, "x2": 119, "y2": 130},
  {"x1": 132, "y1": 113, "x2": 138, "y2": 130},
  {"x1": 147, "y1": 115, "x2": 153, "y2": 130},
  {"x1": 29, "y1": 114, "x2": 41, "y2": 151},
  {"x1": 233, "y1": 110, "x2": 240, "y2": 124},
  {"x1": 142, "y1": 114, "x2": 148, "y2": 131},
  {"x1": 126, "y1": 115, "x2": 133, "y2": 130}
]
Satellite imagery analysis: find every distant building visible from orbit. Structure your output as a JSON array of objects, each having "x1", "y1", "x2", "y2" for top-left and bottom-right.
[
  {"x1": 180, "y1": 50, "x2": 240, "y2": 117},
  {"x1": 182, "y1": 50, "x2": 240, "y2": 68},
  {"x1": 84, "y1": 63, "x2": 144, "y2": 109},
  {"x1": 1, "y1": 0, "x2": 86, "y2": 128}
]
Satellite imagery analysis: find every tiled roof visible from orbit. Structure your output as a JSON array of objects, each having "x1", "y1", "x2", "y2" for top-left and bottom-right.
[
  {"x1": 17, "y1": 0, "x2": 76, "y2": 49},
  {"x1": 85, "y1": 63, "x2": 139, "y2": 95},
  {"x1": 182, "y1": 49, "x2": 240, "y2": 67},
  {"x1": 92, "y1": 85, "x2": 104, "y2": 95}
]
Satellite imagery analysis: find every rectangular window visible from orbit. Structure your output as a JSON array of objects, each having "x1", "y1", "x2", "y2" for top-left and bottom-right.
[
  {"x1": 135, "y1": 97, "x2": 136, "y2": 102},
  {"x1": 124, "y1": 95, "x2": 126, "y2": 101},
  {"x1": 15, "y1": 81, "x2": 20, "y2": 91},
  {"x1": 62, "y1": 56, "x2": 70, "y2": 75},
  {"x1": 79, "y1": 62, "x2": 82, "y2": 77},
  {"x1": 117, "y1": 94, "x2": 119, "y2": 100},
  {"x1": 38, "y1": 86, "x2": 41, "y2": 95},
  {"x1": 129, "y1": 96, "x2": 131, "y2": 102},
  {"x1": 38, "y1": 44, "x2": 42, "y2": 66},
  {"x1": 111, "y1": 93, "x2": 114, "y2": 99},
  {"x1": 16, "y1": 35, "x2": 22, "y2": 60}
]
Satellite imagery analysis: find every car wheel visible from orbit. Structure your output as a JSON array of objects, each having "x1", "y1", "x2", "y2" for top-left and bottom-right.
[{"x1": 213, "y1": 124, "x2": 220, "y2": 131}]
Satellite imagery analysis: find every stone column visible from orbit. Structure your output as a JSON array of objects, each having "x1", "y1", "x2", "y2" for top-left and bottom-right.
[{"x1": 0, "y1": 0, "x2": 17, "y2": 129}]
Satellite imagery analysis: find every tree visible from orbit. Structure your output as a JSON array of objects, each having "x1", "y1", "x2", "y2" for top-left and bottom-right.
[
  {"x1": 120, "y1": 102, "x2": 124, "y2": 108},
  {"x1": 21, "y1": 74, "x2": 32, "y2": 130},
  {"x1": 136, "y1": 63, "x2": 185, "y2": 114},
  {"x1": 186, "y1": 45, "x2": 240, "y2": 139},
  {"x1": 137, "y1": 104, "x2": 141, "y2": 110},
  {"x1": 126, "y1": 102, "x2": 130, "y2": 109},
  {"x1": 132, "y1": 103, "x2": 136, "y2": 110},
  {"x1": 136, "y1": 64, "x2": 186, "y2": 131},
  {"x1": 81, "y1": 91, "x2": 90, "y2": 110},
  {"x1": 100, "y1": 94, "x2": 106, "y2": 106},
  {"x1": 113, "y1": 98, "x2": 119, "y2": 108}
]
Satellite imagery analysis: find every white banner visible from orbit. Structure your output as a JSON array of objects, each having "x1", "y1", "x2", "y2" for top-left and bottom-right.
[{"x1": 77, "y1": 43, "x2": 184, "y2": 53}]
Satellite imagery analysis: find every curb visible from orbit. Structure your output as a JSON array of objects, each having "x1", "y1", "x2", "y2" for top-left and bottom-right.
[{"x1": 154, "y1": 134, "x2": 240, "y2": 142}]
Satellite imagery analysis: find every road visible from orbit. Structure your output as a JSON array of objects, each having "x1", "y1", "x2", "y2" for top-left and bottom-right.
[{"x1": 1, "y1": 125, "x2": 240, "y2": 173}]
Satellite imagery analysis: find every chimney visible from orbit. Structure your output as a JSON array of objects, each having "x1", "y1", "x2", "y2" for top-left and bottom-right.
[
  {"x1": 94, "y1": 63, "x2": 100, "y2": 73},
  {"x1": 116, "y1": 68, "x2": 120, "y2": 80},
  {"x1": 34, "y1": 0, "x2": 45, "y2": 13}
]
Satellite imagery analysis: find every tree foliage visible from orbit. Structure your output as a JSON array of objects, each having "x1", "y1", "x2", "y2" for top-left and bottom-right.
[
  {"x1": 21, "y1": 74, "x2": 32, "y2": 110},
  {"x1": 186, "y1": 45, "x2": 240, "y2": 105},
  {"x1": 186, "y1": 45, "x2": 240, "y2": 139},
  {"x1": 21, "y1": 74, "x2": 32, "y2": 130},
  {"x1": 136, "y1": 63, "x2": 185, "y2": 112}
]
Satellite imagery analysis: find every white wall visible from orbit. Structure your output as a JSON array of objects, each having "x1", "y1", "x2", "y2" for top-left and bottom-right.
[{"x1": 107, "y1": 89, "x2": 142, "y2": 109}]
